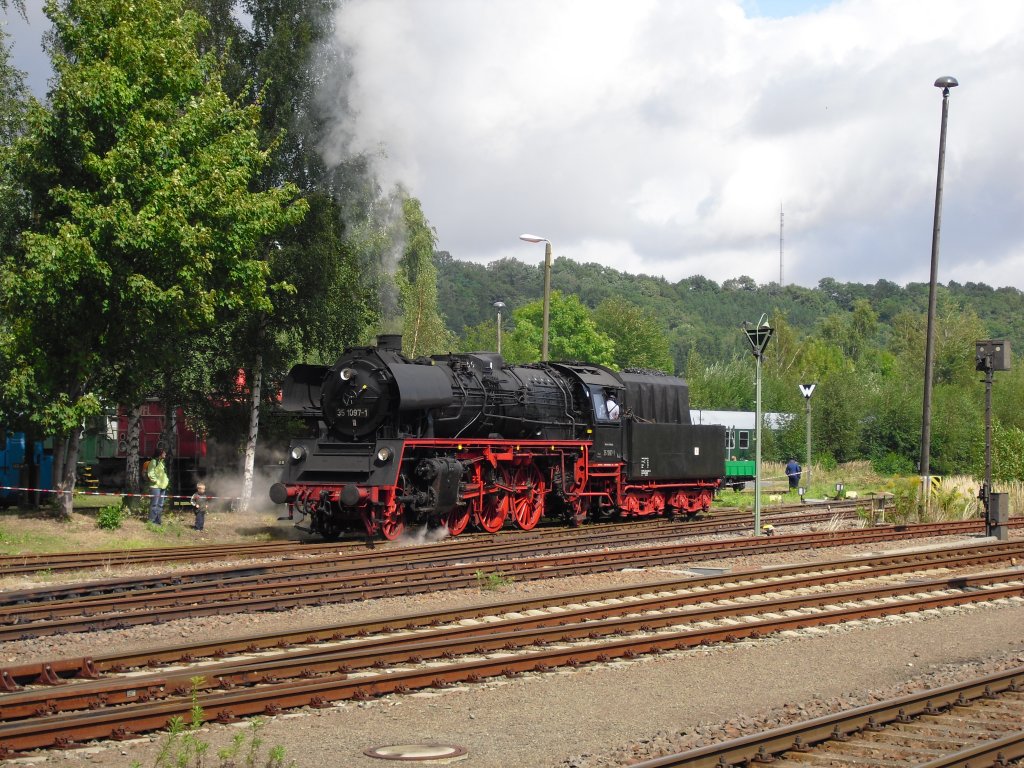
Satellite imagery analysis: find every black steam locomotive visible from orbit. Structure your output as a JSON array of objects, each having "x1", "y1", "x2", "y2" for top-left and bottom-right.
[{"x1": 270, "y1": 335, "x2": 725, "y2": 540}]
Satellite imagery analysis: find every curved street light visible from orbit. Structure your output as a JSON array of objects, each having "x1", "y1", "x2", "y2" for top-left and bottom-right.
[
  {"x1": 519, "y1": 234, "x2": 553, "y2": 361},
  {"x1": 920, "y1": 75, "x2": 958, "y2": 503}
]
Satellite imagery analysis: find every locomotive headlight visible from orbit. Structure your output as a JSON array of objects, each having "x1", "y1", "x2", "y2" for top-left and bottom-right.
[
  {"x1": 290, "y1": 445, "x2": 307, "y2": 463},
  {"x1": 376, "y1": 446, "x2": 394, "y2": 463},
  {"x1": 340, "y1": 367, "x2": 355, "y2": 381}
]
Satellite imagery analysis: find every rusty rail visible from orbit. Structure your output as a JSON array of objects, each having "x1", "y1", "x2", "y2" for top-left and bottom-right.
[
  {"x1": 2, "y1": 566, "x2": 1022, "y2": 720},
  {"x1": 1, "y1": 565, "x2": 1021, "y2": 754},
  {"x1": 0, "y1": 521, "x2": 1016, "y2": 641},
  {"x1": 4, "y1": 538, "x2": 1022, "y2": 688},
  {"x1": 630, "y1": 667, "x2": 1024, "y2": 767}
]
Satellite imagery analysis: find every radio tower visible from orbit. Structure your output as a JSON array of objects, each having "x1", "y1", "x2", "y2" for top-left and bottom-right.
[{"x1": 779, "y1": 205, "x2": 785, "y2": 286}]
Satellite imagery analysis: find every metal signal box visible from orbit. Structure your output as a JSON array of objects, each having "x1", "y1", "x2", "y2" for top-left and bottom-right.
[
  {"x1": 988, "y1": 492, "x2": 1009, "y2": 541},
  {"x1": 975, "y1": 340, "x2": 1010, "y2": 372}
]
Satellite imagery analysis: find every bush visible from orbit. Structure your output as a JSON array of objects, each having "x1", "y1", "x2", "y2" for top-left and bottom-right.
[
  {"x1": 96, "y1": 504, "x2": 126, "y2": 530},
  {"x1": 871, "y1": 452, "x2": 915, "y2": 476},
  {"x1": 886, "y1": 476, "x2": 921, "y2": 525},
  {"x1": 992, "y1": 423, "x2": 1024, "y2": 481},
  {"x1": 927, "y1": 476, "x2": 981, "y2": 521},
  {"x1": 815, "y1": 452, "x2": 838, "y2": 471}
]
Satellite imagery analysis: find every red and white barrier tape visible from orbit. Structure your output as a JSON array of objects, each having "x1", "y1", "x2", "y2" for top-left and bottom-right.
[{"x1": 0, "y1": 485, "x2": 239, "y2": 501}]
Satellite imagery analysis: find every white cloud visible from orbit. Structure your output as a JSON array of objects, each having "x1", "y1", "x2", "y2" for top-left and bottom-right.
[
  {"x1": 9, "y1": 2, "x2": 1020, "y2": 290},
  {"x1": 325, "y1": 0, "x2": 1024, "y2": 290}
]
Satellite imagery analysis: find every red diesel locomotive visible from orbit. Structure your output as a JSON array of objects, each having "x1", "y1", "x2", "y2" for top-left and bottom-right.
[{"x1": 270, "y1": 335, "x2": 725, "y2": 540}]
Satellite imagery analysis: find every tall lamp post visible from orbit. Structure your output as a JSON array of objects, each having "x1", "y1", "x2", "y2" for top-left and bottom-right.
[
  {"x1": 799, "y1": 383, "x2": 816, "y2": 495},
  {"x1": 743, "y1": 315, "x2": 773, "y2": 536},
  {"x1": 920, "y1": 75, "x2": 958, "y2": 504},
  {"x1": 519, "y1": 234, "x2": 553, "y2": 361},
  {"x1": 493, "y1": 301, "x2": 506, "y2": 354}
]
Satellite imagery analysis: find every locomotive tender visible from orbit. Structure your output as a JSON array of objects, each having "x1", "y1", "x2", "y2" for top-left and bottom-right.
[{"x1": 270, "y1": 334, "x2": 726, "y2": 540}]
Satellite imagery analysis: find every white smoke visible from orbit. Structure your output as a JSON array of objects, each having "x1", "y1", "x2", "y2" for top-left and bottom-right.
[{"x1": 395, "y1": 523, "x2": 452, "y2": 547}]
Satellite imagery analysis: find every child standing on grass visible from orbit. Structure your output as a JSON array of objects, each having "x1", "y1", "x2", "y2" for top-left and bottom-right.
[{"x1": 190, "y1": 482, "x2": 209, "y2": 531}]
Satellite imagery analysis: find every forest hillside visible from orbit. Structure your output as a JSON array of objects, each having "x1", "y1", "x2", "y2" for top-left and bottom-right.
[{"x1": 436, "y1": 252, "x2": 1024, "y2": 476}]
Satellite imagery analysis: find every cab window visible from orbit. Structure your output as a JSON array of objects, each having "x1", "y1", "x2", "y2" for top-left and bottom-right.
[{"x1": 589, "y1": 385, "x2": 619, "y2": 423}]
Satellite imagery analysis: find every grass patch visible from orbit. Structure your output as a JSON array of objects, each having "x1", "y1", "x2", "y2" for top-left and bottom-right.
[
  {"x1": 717, "y1": 460, "x2": 892, "y2": 507},
  {"x1": 142, "y1": 511, "x2": 192, "y2": 535},
  {"x1": 0, "y1": 526, "x2": 79, "y2": 555},
  {"x1": 475, "y1": 569, "x2": 513, "y2": 591},
  {"x1": 71, "y1": 493, "x2": 126, "y2": 510},
  {"x1": 131, "y1": 678, "x2": 295, "y2": 768}
]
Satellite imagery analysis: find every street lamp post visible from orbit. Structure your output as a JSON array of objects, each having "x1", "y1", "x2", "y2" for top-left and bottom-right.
[
  {"x1": 493, "y1": 301, "x2": 506, "y2": 354},
  {"x1": 743, "y1": 315, "x2": 774, "y2": 536},
  {"x1": 519, "y1": 234, "x2": 553, "y2": 361},
  {"x1": 920, "y1": 75, "x2": 958, "y2": 506}
]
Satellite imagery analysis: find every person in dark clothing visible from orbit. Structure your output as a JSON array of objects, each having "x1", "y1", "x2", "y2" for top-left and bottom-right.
[
  {"x1": 785, "y1": 458, "x2": 802, "y2": 490},
  {"x1": 190, "y1": 482, "x2": 209, "y2": 531}
]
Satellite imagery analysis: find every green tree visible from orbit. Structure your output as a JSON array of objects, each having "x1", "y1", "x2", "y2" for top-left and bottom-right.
[
  {"x1": 1, "y1": 0, "x2": 305, "y2": 515},
  {"x1": 991, "y1": 422, "x2": 1024, "y2": 481},
  {"x1": 237, "y1": 0, "x2": 338, "y2": 187},
  {"x1": 460, "y1": 318, "x2": 499, "y2": 353},
  {"x1": 503, "y1": 292, "x2": 615, "y2": 367},
  {"x1": 816, "y1": 298, "x2": 878, "y2": 362},
  {"x1": 861, "y1": 367, "x2": 920, "y2": 469},
  {"x1": 812, "y1": 368, "x2": 869, "y2": 464},
  {"x1": 685, "y1": 349, "x2": 751, "y2": 410},
  {"x1": 396, "y1": 196, "x2": 455, "y2": 357},
  {"x1": 191, "y1": 0, "x2": 383, "y2": 510},
  {"x1": 593, "y1": 297, "x2": 674, "y2": 373},
  {"x1": 930, "y1": 384, "x2": 983, "y2": 476},
  {"x1": 434, "y1": 251, "x2": 1024, "y2": 476},
  {"x1": 0, "y1": 26, "x2": 29, "y2": 274},
  {"x1": 0, "y1": 28, "x2": 31, "y2": 427}
]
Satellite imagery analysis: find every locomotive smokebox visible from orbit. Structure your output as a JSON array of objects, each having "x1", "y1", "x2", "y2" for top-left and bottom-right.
[{"x1": 377, "y1": 334, "x2": 403, "y2": 352}]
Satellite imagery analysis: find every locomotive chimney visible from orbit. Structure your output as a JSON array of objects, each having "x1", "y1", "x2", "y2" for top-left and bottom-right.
[{"x1": 376, "y1": 334, "x2": 403, "y2": 352}]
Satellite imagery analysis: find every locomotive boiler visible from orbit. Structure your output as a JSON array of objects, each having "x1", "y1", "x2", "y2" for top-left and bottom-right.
[{"x1": 270, "y1": 334, "x2": 725, "y2": 540}]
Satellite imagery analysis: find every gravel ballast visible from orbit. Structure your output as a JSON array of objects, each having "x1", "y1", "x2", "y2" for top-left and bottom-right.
[{"x1": 4, "y1": 532, "x2": 1023, "y2": 768}]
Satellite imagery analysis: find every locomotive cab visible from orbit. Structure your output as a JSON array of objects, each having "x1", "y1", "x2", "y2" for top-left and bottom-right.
[{"x1": 549, "y1": 363, "x2": 625, "y2": 464}]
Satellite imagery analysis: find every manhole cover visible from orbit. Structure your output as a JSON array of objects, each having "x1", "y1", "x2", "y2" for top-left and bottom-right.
[{"x1": 364, "y1": 744, "x2": 468, "y2": 762}]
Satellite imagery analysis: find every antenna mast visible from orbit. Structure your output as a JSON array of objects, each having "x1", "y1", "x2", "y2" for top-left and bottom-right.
[{"x1": 779, "y1": 205, "x2": 785, "y2": 286}]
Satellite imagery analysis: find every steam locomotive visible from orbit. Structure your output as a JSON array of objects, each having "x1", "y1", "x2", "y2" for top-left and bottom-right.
[{"x1": 270, "y1": 335, "x2": 726, "y2": 540}]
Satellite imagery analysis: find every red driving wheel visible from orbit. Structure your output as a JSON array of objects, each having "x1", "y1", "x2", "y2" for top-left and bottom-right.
[{"x1": 510, "y1": 464, "x2": 546, "y2": 530}]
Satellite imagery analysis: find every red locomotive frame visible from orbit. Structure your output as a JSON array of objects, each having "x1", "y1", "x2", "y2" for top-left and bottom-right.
[{"x1": 284, "y1": 437, "x2": 718, "y2": 541}]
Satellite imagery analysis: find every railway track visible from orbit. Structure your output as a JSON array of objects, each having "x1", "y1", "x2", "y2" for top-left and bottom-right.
[
  {"x1": 631, "y1": 666, "x2": 1024, "y2": 767},
  {"x1": 0, "y1": 520, "x2": 1013, "y2": 641},
  {"x1": 0, "y1": 498, "x2": 882, "y2": 576},
  {"x1": 0, "y1": 540, "x2": 1020, "y2": 755},
  {"x1": 5, "y1": 538, "x2": 1023, "y2": 686}
]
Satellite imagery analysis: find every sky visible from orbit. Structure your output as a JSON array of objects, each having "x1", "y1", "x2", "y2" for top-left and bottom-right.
[{"x1": 6, "y1": 0, "x2": 1024, "y2": 290}]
